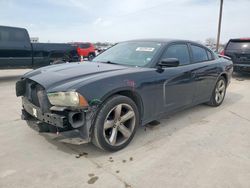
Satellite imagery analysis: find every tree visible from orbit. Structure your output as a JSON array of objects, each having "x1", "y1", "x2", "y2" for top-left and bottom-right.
[{"x1": 205, "y1": 38, "x2": 216, "y2": 48}]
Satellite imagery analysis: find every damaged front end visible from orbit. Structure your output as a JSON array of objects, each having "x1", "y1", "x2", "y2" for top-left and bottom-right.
[{"x1": 16, "y1": 78, "x2": 97, "y2": 145}]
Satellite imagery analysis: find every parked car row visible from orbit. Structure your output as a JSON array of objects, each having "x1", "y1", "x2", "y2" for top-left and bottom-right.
[
  {"x1": 0, "y1": 25, "x2": 105, "y2": 69},
  {"x1": 1, "y1": 25, "x2": 249, "y2": 74},
  {"x1": 0, "y1": 24, "x2": 243, "y2": 151}
]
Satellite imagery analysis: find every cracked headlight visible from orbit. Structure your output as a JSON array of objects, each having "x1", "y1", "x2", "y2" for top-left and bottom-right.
[{"x1": 47, "y1": 92, "x2": 88, "y2": 107}]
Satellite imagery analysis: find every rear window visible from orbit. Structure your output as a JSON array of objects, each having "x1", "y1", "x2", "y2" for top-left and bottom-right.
[
  {"x1": 79, "y1": 43, "x2": 90, "y2": 49},
  {"x1": 191, "y1": 45, "x2": 208, "y2": 63},
  {"x1": 0, "y1": 30, "x2": 9, "y2": 41},
  {"x1": 227, "y1": 41, "x2": 250, "y2": 50},
  {"x1": 207, "y1": 50, "x2": 214, "y2": 60},
  {"x1": 0, "y1": 27, "x2": 27, "y2": 42}
]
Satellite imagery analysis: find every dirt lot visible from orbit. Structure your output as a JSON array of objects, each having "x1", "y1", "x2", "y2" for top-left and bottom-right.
[{"x1": 0, "y1": 69, "x2": 250, "y2": 188}]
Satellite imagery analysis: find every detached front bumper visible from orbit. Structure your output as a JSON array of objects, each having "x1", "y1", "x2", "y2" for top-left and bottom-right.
[
  {"x1": 22, "y1": 97, "x2": 67, "y2": 128},
  {"x1": 21, "y1": 97, "x2": 93, "y2": 145}
]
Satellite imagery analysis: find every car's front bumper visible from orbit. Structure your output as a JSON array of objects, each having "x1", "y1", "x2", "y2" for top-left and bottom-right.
[
  {"x1": 22, "y1": 97, "x2": 67, "y2": 128},
  {"x1": 21, "y1": 97, "x2": 94, "y2": 145}
]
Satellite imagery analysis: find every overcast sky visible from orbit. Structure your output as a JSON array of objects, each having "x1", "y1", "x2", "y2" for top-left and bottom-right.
[{"x1": 1, "y1": 0, "x2": 250, "y2": 43}]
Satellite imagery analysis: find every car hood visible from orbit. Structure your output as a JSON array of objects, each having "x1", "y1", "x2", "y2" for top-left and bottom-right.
[{"x1": 23, "y1": 62, "x2": 129, "y2": 92}]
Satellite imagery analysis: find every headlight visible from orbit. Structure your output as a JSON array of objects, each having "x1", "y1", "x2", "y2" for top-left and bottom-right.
[{"x1": 47, "y1": 92, "x2": 88, "y2": 107}]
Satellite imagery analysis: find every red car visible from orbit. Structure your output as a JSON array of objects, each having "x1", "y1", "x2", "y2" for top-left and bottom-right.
[{"x1": 70, "y1": 42, "x2": 96, "y2": 60}]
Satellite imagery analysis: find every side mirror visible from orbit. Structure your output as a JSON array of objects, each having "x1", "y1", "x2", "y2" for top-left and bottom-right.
[{"x1": 158, "y1": 58, "x2": 179, "y2": 67}]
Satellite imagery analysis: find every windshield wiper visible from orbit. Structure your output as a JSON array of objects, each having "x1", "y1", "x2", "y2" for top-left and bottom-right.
[{"x1": 101, "y1": 61, "x2": 119, "y2": 65}]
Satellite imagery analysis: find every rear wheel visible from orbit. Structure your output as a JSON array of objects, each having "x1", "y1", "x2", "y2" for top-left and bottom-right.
[
  {"x1": 51, "y1": 60, "x2": 65, "y2": 65},
  {"x1": 92, "y1": 95, "x2": 139, "y2": 152},
  {"x1": 207, "y1": 76, "x2": 227, "y2": 107}
]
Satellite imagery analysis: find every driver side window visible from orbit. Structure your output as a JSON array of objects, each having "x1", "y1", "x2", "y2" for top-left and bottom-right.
[{"x1": 162, "y1": 44, "x2": 190, "y2": 65}]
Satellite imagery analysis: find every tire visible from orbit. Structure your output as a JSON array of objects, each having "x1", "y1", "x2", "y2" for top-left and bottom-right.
[
  {"x1": 207, "y1": 76, "x2": 227, "y2": 107},
  {"x1": 92, "y1": 95, "x2": 139, "y2": 152},
  {"x1": 88, "y1": 53, "x2": 95, "y2": 61}
]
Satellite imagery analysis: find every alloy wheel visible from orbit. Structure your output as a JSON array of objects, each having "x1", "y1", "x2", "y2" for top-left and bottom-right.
[
  {"x1": 88, "y1": 54, "x2": 94, "y2": 60},
  {"x1": 103, "y1": 103, "x2": 136, "y2": 146},
  {"x1": 215, "y1": 79, "x2": 226, "y2": 104}
]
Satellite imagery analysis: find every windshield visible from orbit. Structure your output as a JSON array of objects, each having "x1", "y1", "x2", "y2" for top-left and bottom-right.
[
  {"x1": 92, "y1": 41, "x2": 162, "y2": 67},
  {"x1": 227, "y1": 41, "x2": 250, "y2": 51}
]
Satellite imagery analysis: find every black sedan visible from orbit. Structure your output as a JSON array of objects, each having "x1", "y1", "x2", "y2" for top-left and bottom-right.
[{"x1": 16, "y1": 39, "x2": 233, "y2": 151}]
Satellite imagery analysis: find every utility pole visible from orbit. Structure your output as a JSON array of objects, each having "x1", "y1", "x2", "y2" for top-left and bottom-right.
[{"x1": 216, "y1": 0, "x2": 224, "y2": 52}]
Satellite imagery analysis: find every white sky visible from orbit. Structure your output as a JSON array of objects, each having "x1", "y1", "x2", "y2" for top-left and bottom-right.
[{"x1": 1, "y1": 0, "x2": 250, "y2": 43}]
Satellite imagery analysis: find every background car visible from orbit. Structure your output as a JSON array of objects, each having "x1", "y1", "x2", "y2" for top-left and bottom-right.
[
  {"x1": 0, "y1": 25, "x2": 79, "y2": 69},
  {"x1": 70, "y1": 42, "x2": 96, "y2": 60},
  {"x1": 222, "y1": 38, "x2": 250, "y2": 73}
]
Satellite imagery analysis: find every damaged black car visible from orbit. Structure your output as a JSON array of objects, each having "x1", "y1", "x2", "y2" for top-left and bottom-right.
[{"x1": 16, "y1": 39, "x2": 233, "y2": 151}]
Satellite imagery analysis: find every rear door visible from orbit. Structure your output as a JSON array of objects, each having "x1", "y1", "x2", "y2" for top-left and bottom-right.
[{"x1": 189, "y1": 43, "x2": 218, "y2": 103}]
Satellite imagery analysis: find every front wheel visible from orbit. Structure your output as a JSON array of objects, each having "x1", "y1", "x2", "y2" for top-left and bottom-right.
[
  {"x1": 92, "y1": 95, "x2": 139, "y2": 152},
  {"x1": 207, "y1": 76, "x2": 227, "y2": 107}
]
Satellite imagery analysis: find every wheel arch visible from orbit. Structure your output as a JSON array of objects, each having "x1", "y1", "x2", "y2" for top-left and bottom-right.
[
  {"x1": 207, "y1": 72, "x2": 228, "y2": 101},
  {"x1": 100, "y1": 88, "x2": 144, "y2": 123},
  {"x1": 219, "y1": 72, "x2": 228, "y2": 86}
]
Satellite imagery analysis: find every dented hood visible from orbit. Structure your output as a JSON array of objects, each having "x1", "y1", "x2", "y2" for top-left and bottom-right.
[{"x1": 23, "y1": 62, "x2": 128, "y2": 92}]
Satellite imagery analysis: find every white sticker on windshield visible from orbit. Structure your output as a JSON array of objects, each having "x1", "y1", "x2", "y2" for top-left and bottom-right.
[{"x1": 136, "y1": 47, "x2": 155, "y2": 52}]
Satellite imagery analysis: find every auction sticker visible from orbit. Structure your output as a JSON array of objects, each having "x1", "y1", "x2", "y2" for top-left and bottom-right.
[{"x1": 136, "y1": 47, "x2": 155, "y2": 52}]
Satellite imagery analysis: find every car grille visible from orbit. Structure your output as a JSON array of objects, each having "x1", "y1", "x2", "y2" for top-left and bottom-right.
[
  {"x1": 24, "y1": 80, "x2": 39, "y2": 106},
  {"x1": 24, "y1": 79, "x2": 51, "y2": 112}
]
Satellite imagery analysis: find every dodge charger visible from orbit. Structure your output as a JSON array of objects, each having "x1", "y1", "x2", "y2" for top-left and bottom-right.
[{"x1": 16, "y1": 39, "x2": 233, "y2": 151}]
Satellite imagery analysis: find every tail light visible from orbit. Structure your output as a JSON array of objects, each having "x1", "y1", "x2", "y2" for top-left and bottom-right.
[
  {"x1": 220, "y1": 50, "x2": 225, "y2": 56},
  {"x1": 240, "y1": 38, "x2": 250, "y2": 41}
]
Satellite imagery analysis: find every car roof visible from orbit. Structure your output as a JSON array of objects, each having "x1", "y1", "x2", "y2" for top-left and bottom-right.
[
  {"x1": 0, "y1": 25, "x2": 26, "y2": 31},
  {"x1": 229, "y1": 38, "x2": 250, "y2": 42},
  {"x1": 69, "y1": 42, "x2": 91, "y2": 44},
  {"x1": 124, "y1": 38, "x2": 198, "y2": 44},
  {"x1": 122, "y1": 38, "x2": 215, "y2": 53}
]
